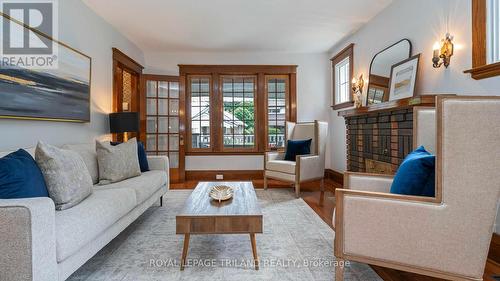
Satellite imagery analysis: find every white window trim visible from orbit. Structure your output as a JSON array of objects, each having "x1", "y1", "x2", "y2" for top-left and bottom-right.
[
  {"x1": 335, "y1": 57, "x2": 350, "y2": 105},
  {"x1": 487, "y1": 0, "x2": 500, "y2": 64}
]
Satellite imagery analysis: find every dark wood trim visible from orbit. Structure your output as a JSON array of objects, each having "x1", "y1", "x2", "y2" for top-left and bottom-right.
[
  {"x1": 112, "y1": 48, "x2": 143, "y2": 141},
  {"x1": 330, "y1": 43, "x2": 355, "y2": 62},
  {"x1": 331, "y1": 101, "x2": 354, "y2": 110},
  {"x1": 464, "y1": 0, "x2": 500, "y2": 80},
  {"x1": 331, "y1": 44, "x2": 354, "y2": 108},
  {"x1": 464, "y1": 61, "x2": 500, "y2": 79},
  {"x1": 180, "y1": 65, "x2": 297, "y2": 155},
  {"x1": 337, "y1": 95, "x2": 438, "y2": 117},
  {"x1": 472, "y1": 0, "x2": 487, "y2": 68},
  {"x1": 179, "y1": 65, "x2": 297, "y2": 75},
  {"x1": 488, "y1": 233, "x2": 500, "y2": 264},
  {"x1": 112, "y1": 48, "x2": 144, "y2": 73},
  {"x1": 324, "y1": 169, "x2": 344, "y2": 186},
  {"x1": 185, "y1": 170, "x2": 263, "y2": 181}
]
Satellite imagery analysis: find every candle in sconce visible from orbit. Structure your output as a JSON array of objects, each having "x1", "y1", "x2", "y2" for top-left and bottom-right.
[{"x1": 433, "y1": 42, "x2": 441, "y2": 59}]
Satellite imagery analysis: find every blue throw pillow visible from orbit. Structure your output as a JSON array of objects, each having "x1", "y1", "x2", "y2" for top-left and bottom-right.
[
  {"x1": 110, "y1": 141, "x2": 149, "y2": 172},
  {"x1": 390, "y1": 146, "x2": 435, "y2": 197},
  {"x1": 0, "y1": 149, "x2": 49, "y2": 199},
  {"x1": 284, "y1": 139, "x2": 312, "y2": 161}
]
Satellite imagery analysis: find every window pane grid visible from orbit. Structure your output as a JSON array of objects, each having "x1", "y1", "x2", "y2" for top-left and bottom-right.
[
  {"x1": 267, "y1": 78, "x2": 286, "y2": 149},
  {"x1": 222, "y1": 77, "x2": 255, "y2": 149},
  {"x1": 335, "y1": 57, "x2": 350, "y2": 104},
  {"x1": 145, "y1": 80, "x2": 180, "y2": 168},
  {"x1": 190, "y1": 77, "x2": 210, "y2": 149}
]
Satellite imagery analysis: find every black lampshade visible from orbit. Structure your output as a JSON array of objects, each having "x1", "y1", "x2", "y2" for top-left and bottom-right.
[{"x1": 109, "y1": 112, "x2": 139, "y2": 133}]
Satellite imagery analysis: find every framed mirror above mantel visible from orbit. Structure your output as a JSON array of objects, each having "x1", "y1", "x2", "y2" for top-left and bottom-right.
[{"x1": 366, "y1": 39, "x2": 412, "y2": 106}]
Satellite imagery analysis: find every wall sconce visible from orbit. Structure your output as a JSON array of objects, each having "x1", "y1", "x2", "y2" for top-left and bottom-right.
[
  {"x1": 432, "y1": 33, "x2": 454, "y2": 68},
  {"x1": 351, "y1": 74, "x2": 364, "y2": 108}
]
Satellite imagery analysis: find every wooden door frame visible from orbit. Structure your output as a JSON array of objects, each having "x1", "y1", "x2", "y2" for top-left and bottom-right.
[
  {"x1": 112, "y1": 48, "x2": 143, "y2": 142},
  {"x1": 141, "y1": 74, "x2": 185, "y2": 182}
]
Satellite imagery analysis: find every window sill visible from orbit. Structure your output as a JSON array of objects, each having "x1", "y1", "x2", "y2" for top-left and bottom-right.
[
  {"x1": 331, "y1": 101, "x2": 354, "y2": 110},
  {"x1": 464, "y1": 61, "x2": 500, "y2": 80},
  {"x1": 186, "y1": 151, "x2": 264, "y2": 156}
]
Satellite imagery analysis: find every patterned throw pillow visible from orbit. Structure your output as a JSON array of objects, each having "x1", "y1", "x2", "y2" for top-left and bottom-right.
[
  {"x1": 35, "y1": 142, "x2": 93, "y2": 210},
  {"x1": 96, "y1": 138, "x2": 141, "y2": 185}
]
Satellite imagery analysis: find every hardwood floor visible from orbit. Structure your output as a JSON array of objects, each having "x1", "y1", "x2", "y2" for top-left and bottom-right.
[{"x1": 170, "y1": 179, "x2": 500, "y2": 281}]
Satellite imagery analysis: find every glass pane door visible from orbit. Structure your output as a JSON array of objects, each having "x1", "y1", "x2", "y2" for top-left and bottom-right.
[{"x1": 143, "y1": 76, "x2": 183, "y2": 182}]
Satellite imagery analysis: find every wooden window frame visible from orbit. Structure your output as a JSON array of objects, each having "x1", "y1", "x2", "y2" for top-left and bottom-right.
[
  {"x1": 331, "y1": 43, "x2": 354, "y2": 110},
  {"x1": 180, "y1": 65, "x2": 297, "y2": 155},
  {"x1": 464, "y1": 0, "x2": 500, "y2": 79}
]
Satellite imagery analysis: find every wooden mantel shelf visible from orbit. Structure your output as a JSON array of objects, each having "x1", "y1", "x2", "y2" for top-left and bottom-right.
[{"x1": 337, "y1": 95, "x2": 437, "y2": 117}]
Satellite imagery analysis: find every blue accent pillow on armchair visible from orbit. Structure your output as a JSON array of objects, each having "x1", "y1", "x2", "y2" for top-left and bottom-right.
[
  {"x1": 284, "y1": 139, "x2": 312, "y2": 161},
  {"x1": 390, "y1": 146, "x2": 435, "y2": 197},
  {"x1": 110, "y1": 141, "x2": 149, "y2": 172},
  {"x1": 0, "y1": 149, "x2": 49, "y2": 199}
]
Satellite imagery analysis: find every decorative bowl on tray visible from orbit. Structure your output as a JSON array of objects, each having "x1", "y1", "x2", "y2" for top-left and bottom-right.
[{"x1": 209, "y1": 185, "x2": 234, "y2": 202}]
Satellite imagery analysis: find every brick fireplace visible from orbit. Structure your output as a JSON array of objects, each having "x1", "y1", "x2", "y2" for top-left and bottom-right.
[{"x1": 338, "y1": 96, "x2": 436, "y2": 174}]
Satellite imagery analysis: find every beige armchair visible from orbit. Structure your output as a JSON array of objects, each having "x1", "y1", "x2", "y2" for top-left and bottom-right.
[
  {"x1": 334, "y1": 96, "x2": 500, "y2": 281},
  {"x1": 264, "y1": 120, "x2": 328, "y2": 198}
]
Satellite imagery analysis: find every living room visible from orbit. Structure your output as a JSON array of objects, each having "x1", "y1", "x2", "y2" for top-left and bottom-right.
[{"x1": 0, "y1": 0, "x2": 499, "y2": 281}]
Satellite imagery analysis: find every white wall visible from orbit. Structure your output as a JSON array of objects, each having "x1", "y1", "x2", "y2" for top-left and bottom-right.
[
  {"x1": 144, "y1": 52, "x2": 331, "y2": 170},
  {"x1": 0, "y1": 0, "x2": 144, "y2": 152},
  {"x1": 329, "y1": 0, "x2": 500, "y2": 172},
  {"x1": 328, "y1": 0, "x2": 500, "y2": 233}
]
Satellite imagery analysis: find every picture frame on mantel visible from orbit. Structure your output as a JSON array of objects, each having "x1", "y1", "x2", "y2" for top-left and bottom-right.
[{"x1": 388, "y1": 54, "x2": 420, "y2": 101}]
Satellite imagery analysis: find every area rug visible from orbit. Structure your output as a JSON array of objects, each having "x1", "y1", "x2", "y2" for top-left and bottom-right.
[{"x1": 68, "y1": 189, "x2": 382, "y2": 281}]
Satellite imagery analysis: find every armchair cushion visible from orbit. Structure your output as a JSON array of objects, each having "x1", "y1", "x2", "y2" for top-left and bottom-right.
[
  {"x1": 284, "y1": 139, "x2": 312, "y2": 161},
  {"x1": 266, "y1": 160, "x2": 296, "y2": 174},
  {"x1": 390, "y1": 146, "x2": 435, "y2": 197}
]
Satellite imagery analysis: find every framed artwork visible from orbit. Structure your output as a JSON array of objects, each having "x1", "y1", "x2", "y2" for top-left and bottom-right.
[
  {"x1": 0, "y1": 14, "x2": 91, "y2": 122},
  {"x1": 388, "y1": 54, "x2": 420, "y2": 101}
]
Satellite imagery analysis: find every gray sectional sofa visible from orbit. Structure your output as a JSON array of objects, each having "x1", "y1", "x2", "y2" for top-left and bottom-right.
[{"x1": 0, "y1": 144, "x2": 169, "y2": 281}]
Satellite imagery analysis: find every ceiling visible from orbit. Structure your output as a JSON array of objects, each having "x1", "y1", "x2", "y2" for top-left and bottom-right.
[{"x1": 83, "y1": 0, "x2": 392, "y2": 53}]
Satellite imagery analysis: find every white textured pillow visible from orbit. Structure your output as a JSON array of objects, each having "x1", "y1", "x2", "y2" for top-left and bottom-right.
[
  {"x1": 62, "y1": 143, "x2": 99, "y2": 184},
  {"x1": 96, "y1": 138, "x2": 141, "y2": 185},
  {"x1": 35, "y1": 142, "x2": 93, "y2": 210}
]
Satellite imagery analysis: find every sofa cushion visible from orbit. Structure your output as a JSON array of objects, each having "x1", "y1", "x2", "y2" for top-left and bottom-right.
[
  {"x1": 35, "y1": 142, "x2": 93, "y2": 210},
  {"x1": 62, "y1": 143, "x2": 99, "y2": 184},
  {"x1": 0, "y1": 149, "x2": 49, "y2": 199},
  {"x1": 96, "y1": 138, "x2": 141, "y2": 185},
  {"x1": 111, "y1": 141, "x2": 149, "y2": 172},
  {"x1": 266, "y1": 160, "x2": 296, "y2": 174},
  {"x1": 55, "y1": 188, "x2": 136, "y2": 262},
  {"x1": 94, "y1": 170, "x2": 166, "y2": 205}
]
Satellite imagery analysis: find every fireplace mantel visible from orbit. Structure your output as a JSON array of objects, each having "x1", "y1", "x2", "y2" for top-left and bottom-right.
[
  {"x1": 337, "y1": 95, "x2": 437, "y2": 117},
  {"x1": 339, "y1": 95, "x2": 438, "y2": 174}
]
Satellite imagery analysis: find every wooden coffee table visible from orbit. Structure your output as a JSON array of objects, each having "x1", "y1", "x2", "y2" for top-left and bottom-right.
[{"x1": 176, "y1": 181, "x2": 263, "y2": 270}]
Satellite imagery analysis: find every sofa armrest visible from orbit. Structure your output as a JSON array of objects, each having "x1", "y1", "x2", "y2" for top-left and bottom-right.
[
  {"x1": 0, "y1": 197, "x2": 57, "y2": 281},
  {"x1": 297, "y1": 155, "x2": 324, "y2": 181},
  {"x1": 343, "y1": 171, "x2": 395, "y2": 193},
  {"x1": 147, "y1": 155, "x2": 169, "y2": 172}
]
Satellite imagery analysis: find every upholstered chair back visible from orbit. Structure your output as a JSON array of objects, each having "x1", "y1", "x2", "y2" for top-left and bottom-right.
[
  {"x1": 285, "y1": 121, "x2": 328, "y2": 157},
  {"x1": 413, "y1": 107, "x2": 436, "y2": 154},
  {"x1": 435, "y1": 97, "x2": 500, "y2": 276}
]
